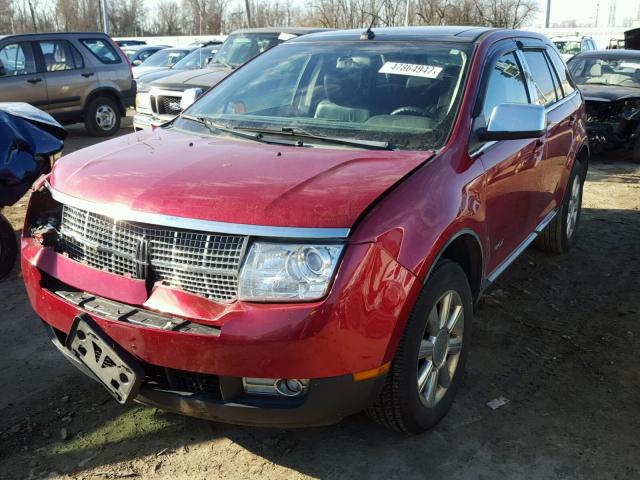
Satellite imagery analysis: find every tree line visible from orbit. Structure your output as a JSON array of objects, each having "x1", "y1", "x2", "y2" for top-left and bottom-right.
[{"x1": 0, "y1": 0, "x2": 538, "y2": 37}]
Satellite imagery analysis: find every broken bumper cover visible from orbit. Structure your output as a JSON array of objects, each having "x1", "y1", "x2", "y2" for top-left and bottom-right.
[
  {"x1": 44, "y1": 321, "x2": 385, "y2": 427},
  {"x1": 22, "y1": 235, "x2": 419, "y2": 426}
]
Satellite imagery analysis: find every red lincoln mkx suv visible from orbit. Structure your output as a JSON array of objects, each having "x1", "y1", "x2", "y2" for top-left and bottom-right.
[{"x1": 22, "y1": 27, "x2": 588, "y2": 433}]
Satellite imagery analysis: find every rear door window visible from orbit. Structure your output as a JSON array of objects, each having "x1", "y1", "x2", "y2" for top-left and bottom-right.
[
  {"x1": 481, "y1": 52, "x2": 529, "y2": 123},
  {"x1": 80, "y1": 38, "x2": 120, "y2": 64},
  {"x1": 546, "y1": 48, "x2": 576, "y2": 97},
  {"x1": 0, "y1": 42, "x2": 37, "y2": 75},
  {"x1": 37, "y1": 40, "x2": 84, "y2": 71},
  {"x1": 523, "y1": 50, "x2": 558, "y2": 106}
]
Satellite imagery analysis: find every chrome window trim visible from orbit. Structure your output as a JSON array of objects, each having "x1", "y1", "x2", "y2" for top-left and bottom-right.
[
  {"x1": 48, "y1": 186, "x2": 350, "y2": 239},
  {"x1": 546, "y1": 89, "x2": 578, "y2": 113}
]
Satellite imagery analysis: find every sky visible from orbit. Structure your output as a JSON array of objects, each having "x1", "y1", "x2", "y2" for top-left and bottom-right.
[
  {"x1": 143, "y1": 0, "x2": 640, "y2": 28},
  {"x1": 533, "y1": 0, "x2": 640, "y2": 28}
]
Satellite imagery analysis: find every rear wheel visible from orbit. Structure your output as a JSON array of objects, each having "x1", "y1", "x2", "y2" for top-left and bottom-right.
[
  {"x1": 367, "y1": 260, "x2": 473, "y2": 434},
  {"x1": 535, "y1": 159, "x2": 585, "y2": 253},
  {"x1": 0, "y1": 214, "x2": 17, "y2": 279},
  {"x1": 85, "y1": 96, "x2": 121, "y2": 137}
]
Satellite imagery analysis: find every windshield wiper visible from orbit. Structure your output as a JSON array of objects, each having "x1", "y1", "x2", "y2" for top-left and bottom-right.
[
  {"x1": 210, "y1": 59, "x2": 234, "y2": 69},
  {"x1": 242, "y1": 126, "x2": 394, "y2": 150},
  {"x1": 180, "y1": 115, "x2": 302, "y2": 146},
  {"x1": 181, "y1": 114, "x2": 267, "y2": 142}
]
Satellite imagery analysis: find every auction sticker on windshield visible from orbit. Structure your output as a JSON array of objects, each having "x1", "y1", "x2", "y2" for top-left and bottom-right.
[{"x1": 379, "y1": 62, "x2": 443, "y2": 78}]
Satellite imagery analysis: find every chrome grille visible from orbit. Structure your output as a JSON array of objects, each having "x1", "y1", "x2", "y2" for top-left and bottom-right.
[{"x1": 58, "y1": 205, "x2": 247, "y2": 302}]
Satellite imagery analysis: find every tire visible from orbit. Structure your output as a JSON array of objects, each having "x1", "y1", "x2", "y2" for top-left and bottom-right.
[
  {"x1": 632, "y1": 136, "x2": 640, "y2": 164},
  {"x1": 534, "y1": 159, "x2": 585, "y2": 253},
  {"x1": 0, "y1": 214, "x2": 17, "y2": 280},
  {"x1": 84, "y1": 96, "x2": 121, "y2": 137},
  {"x1": 367, "y1": 260, "x2": 473, "y2": 434}
]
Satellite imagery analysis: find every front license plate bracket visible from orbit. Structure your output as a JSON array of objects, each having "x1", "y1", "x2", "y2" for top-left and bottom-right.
[{"x1": 66, "y1": 314, "x2": 143, "y2": 404}]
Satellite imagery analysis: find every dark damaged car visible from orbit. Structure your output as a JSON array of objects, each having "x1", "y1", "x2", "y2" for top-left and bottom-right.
[
  {"x1": 568, "y1": 49, "x2": 640, "y2": 162},
  {"x1": 133, "y1": 28, "x2": 329, "y2": 130}
]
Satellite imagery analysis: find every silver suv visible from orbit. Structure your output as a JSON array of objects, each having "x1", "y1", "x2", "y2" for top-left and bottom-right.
[{"x1": 0, "y1": 32, "x2": 135, "y2": 136}]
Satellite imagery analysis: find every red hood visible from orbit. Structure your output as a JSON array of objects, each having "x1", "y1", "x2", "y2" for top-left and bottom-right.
[{"x1": 50, "y1": 128, "x2": 433, "y2": 228}]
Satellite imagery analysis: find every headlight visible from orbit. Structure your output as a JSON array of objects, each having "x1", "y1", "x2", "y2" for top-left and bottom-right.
[
  {"x1": 136, "y1": 92, "x2": 151, "y2": 111},
  {"x1": 238, "y1": 242, "x2": 344, "y2": 302}
]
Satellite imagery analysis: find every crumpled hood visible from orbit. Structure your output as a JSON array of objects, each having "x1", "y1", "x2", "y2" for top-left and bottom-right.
[
  {"x1": 580, "y1": 84, "x2": 640, "y2": 102},
  {"x1": 49, "y1": 128, "x2": 433, "y2": 229},
  {"x1": 148, "y1": 67, "x2": 231, "y2": 91}
]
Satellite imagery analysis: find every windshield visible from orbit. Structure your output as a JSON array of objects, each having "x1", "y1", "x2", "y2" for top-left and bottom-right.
[
  {"x1": 141, "y1": 49, "x2": 189, "y2": 67},
  {"x1": 179, "y1": 41, "x2": 471, "y2": 150},
  {"x1": 553, "y1": 41, "x2": 581, "y2": 55},
  {"x1": 123, "y1": 49, "x2": 137, "y2": 58},
  {"x1": 568, "y1": 57, "x2": 640, "y2": 88},
  {"x1": 173, "y1": 46, "x2": 219, "y2": 70},
  {"x1": 210, "y1": 33, "x2": 282, "y2": 68}
]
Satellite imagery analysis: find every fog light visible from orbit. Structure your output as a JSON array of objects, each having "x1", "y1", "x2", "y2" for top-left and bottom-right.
[
  {"x1": 243, "y1": 377, "x2": 309, "y2": 397},
  {"x1": 274, "y1": 379, "x2": 307, "y2": 397}
]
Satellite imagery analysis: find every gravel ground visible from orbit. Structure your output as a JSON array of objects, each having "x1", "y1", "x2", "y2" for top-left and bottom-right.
[{"x1": 1, "y1": 119, "x2": 639, "y2": 480}]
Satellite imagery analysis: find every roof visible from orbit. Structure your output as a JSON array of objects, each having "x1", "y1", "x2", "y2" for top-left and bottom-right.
[
  {"x1": 0, "y1": 31, "x2": 108, "y2": 39},
  {"x1": 289, "y1": 26, "x2": 500, "y2": 43},
  {"x1": 229, "y1": 27, "x2": 332, "y2": 36},
  {"x1": 571, "y1": 49, "x2": 640, "y2": 60}
]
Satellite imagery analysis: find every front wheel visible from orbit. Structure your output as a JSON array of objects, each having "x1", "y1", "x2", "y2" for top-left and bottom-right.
[
  {"x1": 367, "y1": 260, "x2": 473, "y2": 434},
  {"x1": 0, "y1": 214, "x2": 17, "y2": 279}
]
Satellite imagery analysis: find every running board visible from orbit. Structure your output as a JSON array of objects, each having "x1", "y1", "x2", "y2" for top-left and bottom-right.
[{"x1": 482, "y1": 209, "x2": 558, "y2": 289}]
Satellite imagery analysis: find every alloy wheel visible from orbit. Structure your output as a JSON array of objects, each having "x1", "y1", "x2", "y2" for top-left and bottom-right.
[
  {"x1": 96, "y1": 105, "x2": 116, "y2": 131},
  {"x1": 566, "y1": 175, "x2": 581, "y2": 238},
  {"x1": 417, "y1": 290, "x2": 464, "y2": 408}
]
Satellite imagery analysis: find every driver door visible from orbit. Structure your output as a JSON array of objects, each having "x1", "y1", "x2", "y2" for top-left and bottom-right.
[{"x1": 471, "y1": 48, "x2": 545, "y2": 273}]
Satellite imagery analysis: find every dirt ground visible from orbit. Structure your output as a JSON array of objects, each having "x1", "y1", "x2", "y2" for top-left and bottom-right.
[{"x1": 1, "y1": 119, "x2": 639, "y2": 480}]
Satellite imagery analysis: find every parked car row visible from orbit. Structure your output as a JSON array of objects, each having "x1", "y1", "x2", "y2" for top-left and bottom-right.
[
  {"x1": 133, "y1": 28, "x2": 326, "y2": 130},
  {"x1": 20, "y1": 26, "x2": 590, "y2": 434},
  {"x1": 0, "y1": 32, "x2": 134, "y2": 136}
]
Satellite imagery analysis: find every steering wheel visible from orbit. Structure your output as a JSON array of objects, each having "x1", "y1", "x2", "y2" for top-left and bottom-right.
[{"x1": 390, "y1": 106, "x2": 428, "y2": 116}]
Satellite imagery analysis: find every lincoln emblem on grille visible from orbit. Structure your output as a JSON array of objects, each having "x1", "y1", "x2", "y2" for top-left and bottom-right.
[{"x1": 135, "y1": 235, "x2": 150, "y2": 279}]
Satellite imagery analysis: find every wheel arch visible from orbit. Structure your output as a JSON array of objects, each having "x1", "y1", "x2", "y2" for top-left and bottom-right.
[
  {"x1": 422, "y1": 228, "x2": 485, "y2": 304},
  {"x1": 84, "y1": 87, "x2": 125, "y2": 115}
]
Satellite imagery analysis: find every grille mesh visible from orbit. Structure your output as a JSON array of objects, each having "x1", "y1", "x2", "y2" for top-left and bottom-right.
[
  {"x1": 155, "y1": 95, "x2": 182, "y2": 115},
  {"x1": 58, "y1": 205, "x2": 246, "y2": 302}
]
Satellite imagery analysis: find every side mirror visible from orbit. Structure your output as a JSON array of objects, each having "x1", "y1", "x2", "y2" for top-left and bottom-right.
[
  {"x1": 477, "y1": 103, "x2": 546, "y2": 141},
  {"x1": 132, "y1": 59, "x2": 142, "y2": 67},
  {"x1": 180, "y1": 88, "x2": 204, "y2": 111}
]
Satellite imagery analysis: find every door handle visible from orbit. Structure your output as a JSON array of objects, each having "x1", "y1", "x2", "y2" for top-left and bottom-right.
[
  {"x1": 533, "y1": 138, "x2": 545, "y2": 153},
  {"x1": 27, "y1": 78, "x2": 42, "y2": 84},
  {"x1": 81, "y1": 72, "x2": 95, "y2": 78}
]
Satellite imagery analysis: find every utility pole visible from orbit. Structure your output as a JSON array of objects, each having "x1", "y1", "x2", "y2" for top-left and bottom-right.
[
  {"x1": 545, "y1": 0, "x2": 551, "y2": 28},
  {"x1": 244, "y1": 0, "x2": 252, "y2": 28},
  {"x1": 594, "y1": 2, "x2": 599, "y2": 27},
  {"x1": 405, "y1": 0, "x2": 410, "y2": 26},
  {"x1": 97, "y1": 0, "x2": 108, "y2": 34}
]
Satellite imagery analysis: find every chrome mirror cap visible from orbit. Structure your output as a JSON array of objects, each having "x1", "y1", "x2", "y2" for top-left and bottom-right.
[{"x1": 478, "y1": 103, "x2": 547, "y2": 141}]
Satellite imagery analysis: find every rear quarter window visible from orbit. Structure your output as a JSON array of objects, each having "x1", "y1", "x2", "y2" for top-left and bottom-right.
[{"x1": 80, "y1": 38, "x2": 121, "y2": 64}]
